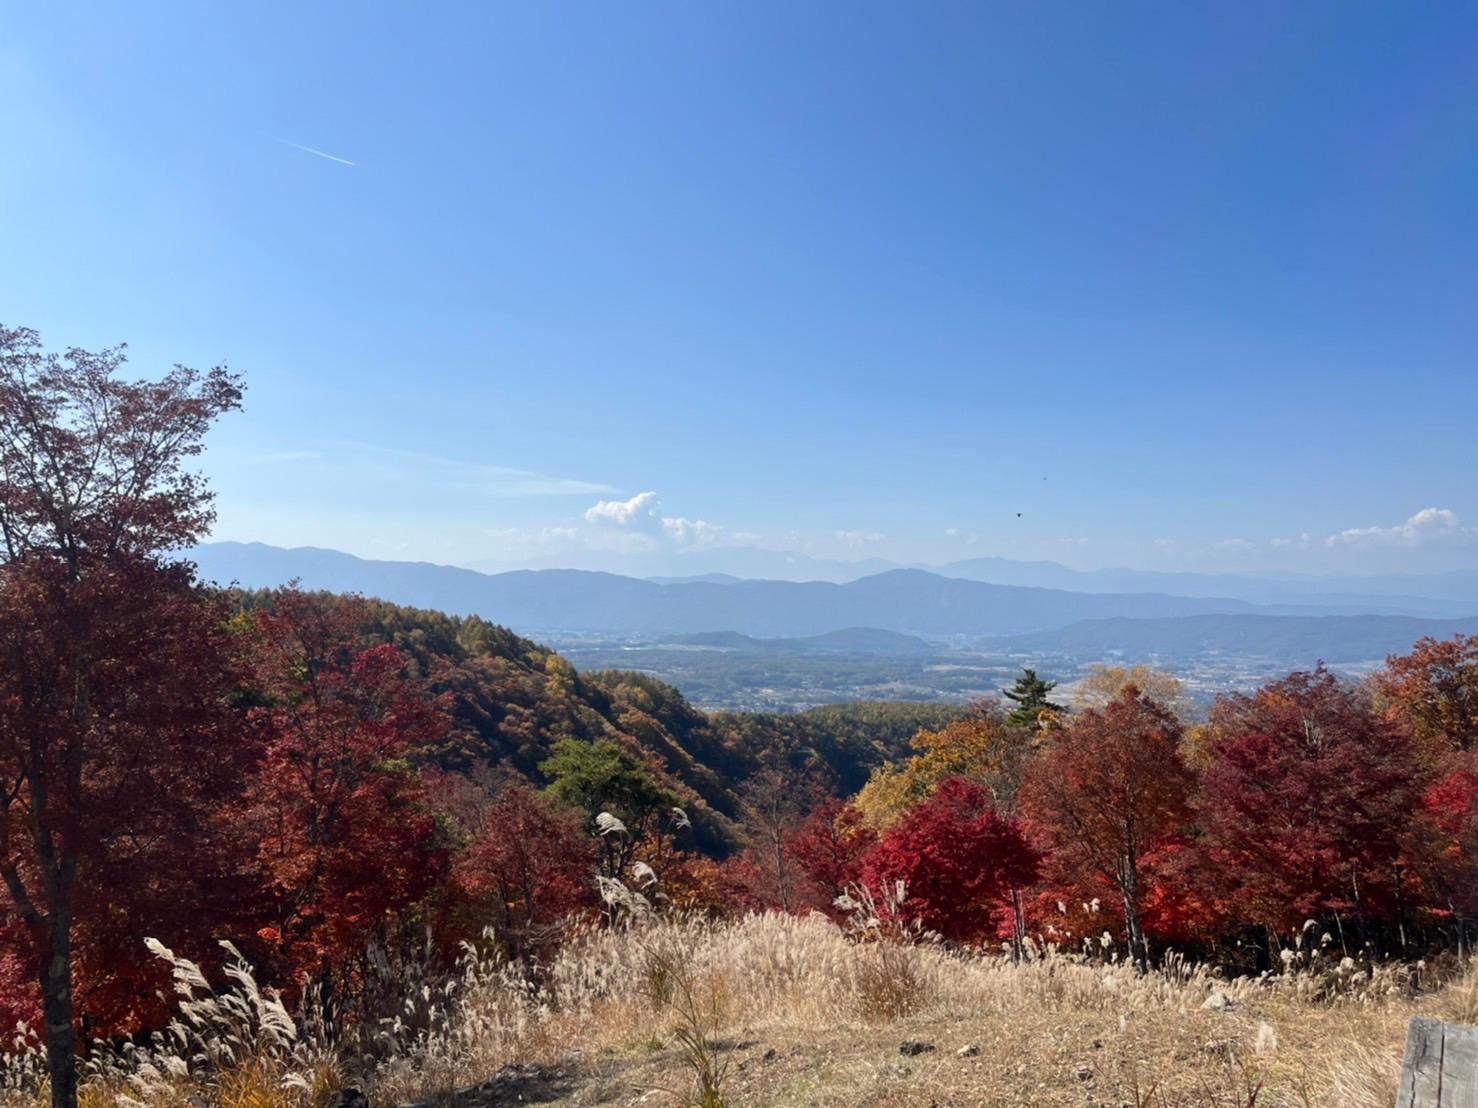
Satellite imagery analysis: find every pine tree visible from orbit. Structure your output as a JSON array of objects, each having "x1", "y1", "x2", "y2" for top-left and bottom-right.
[{"x1": 1002, "y1": 668, "x2": 1065, "y2": 729}]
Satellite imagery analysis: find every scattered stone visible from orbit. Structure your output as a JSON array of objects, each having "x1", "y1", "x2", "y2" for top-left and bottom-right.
[
  {"x1": 1091, "y1": 1039, "x2": 1103, "y2": 1050},
  {"x1": 1201, "y1": 989, "x2": 1237, "y2": 1011},
  {"x1": 1074, "y1": 1065, "x2": 1094, "y2": 1082},
  {"x1": 333, "y1": 1090, "x2": 369, "y2": 1108},
  {"x1": 763, "y1": 1047, "x2": 780, "y2": 1063},
  {"x1": 900, "y1": 1040, "x2": 936, "y2": 1056},
  {"x1": 1202, "y1": 1038, "x2": 1236, "y2": 1057},
  {"x1": 956, "y1": 1043, "x2": 980, "y2": 1058}
]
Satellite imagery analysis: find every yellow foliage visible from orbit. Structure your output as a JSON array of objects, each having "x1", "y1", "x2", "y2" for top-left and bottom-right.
[
  {"x1": 854, "y1": 713, "x2": 1034, "y2": 827},
  {"x1": 1180, "y1": 720, "x2": 1216, "y2": 771},
  {"x1": 1072, "y1": 664, "x2": 1191, "y2": 720}
]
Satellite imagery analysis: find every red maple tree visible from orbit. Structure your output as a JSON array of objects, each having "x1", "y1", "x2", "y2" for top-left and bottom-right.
[
  {"x1": 783, "y1": 798, "x2": 877, "y2": 917},
  {"x1": 0, "y1": 325, "x2": 243, "y2": 1107},
  {"x1": 1020, "y1": 687, "x2": 1194, "y2": 971},
  {"x1": 862, "y1": 778, "x2": 1039, "y2": 944},
  {"x1": 1403, "y1": 759, "x2": 1478, "y2": 949},
  {"x1": 1198, "y1": 667, "x2": 1426, "y2": 941},
  {"x1": 242, "y1": 588, "x2": 450, "y2": 989},
  {"x1": 442, "y1": 783, "x2": 597, "y2": 960}
]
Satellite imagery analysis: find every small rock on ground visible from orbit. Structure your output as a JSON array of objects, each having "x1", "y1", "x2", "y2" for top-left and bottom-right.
[{"x1": 900, "y1": 1040, "x2": 936, "y2": 1056}]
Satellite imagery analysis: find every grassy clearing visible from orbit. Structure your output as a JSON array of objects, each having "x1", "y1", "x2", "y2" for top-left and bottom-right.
[{"x1": 0, "y1": 913, "x2": 1462, "y2": 1107}]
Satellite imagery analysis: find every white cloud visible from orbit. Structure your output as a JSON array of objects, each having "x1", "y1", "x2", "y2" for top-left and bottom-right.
[
  {"x1": 1215, "y1": 537, "x2": 1256, "y2": 555},
  {"x1": 1325, "y1": 507, "x2": 1476, "y2": 548},
  {"x1": 661, "y1": 517, "x2": 723, "y2": 546},
  {"x1": 585, "y1": 491, "x2": 664, "y2": 531},
  {"x1": 1269, "y1": 532, "x2": 1312, "y2": 550},
  {"x1": 834, "y1": 530, "x2": 885, "y2": 547},
  {"x1": 584, "y1": 491, "x2": 736, "y2": 550}
]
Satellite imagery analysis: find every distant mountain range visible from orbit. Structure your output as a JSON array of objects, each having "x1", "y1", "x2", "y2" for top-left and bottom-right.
[
  {"x1": 192, "y1": 541, "x2": 1265, "y2": 637},
  {"x1": 464, "y1": 543, "x2": 1478, "y2": 613},
  {"x1": 936, "y1": 557, "x2": 1478, "y2": 614},
  {"x1": 998, "y1": 613, "x2": 1478, "y2": 663},
  {"x1": 190, "y1": 542, "x2": 1478, "y2": 643}
]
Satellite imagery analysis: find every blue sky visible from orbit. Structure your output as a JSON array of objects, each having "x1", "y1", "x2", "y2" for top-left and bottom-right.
[{"x1": 3, "y1": 2, "x2": 1476, "y2": 575}]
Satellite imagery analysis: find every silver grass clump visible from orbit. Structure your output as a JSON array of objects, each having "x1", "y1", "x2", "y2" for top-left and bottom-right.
[
  {"x1": 597, "y1": 875, "x2": 654, "y2": 918},
  {"x1": 139, "y1": 936, "x2": 314, "y2": 1080},
  {"x1": 630, "y1": 860, "x2": 659, "y2": 889},
  {"x1": 595, "y1": 811, "x2": 628, "y2": 836}
]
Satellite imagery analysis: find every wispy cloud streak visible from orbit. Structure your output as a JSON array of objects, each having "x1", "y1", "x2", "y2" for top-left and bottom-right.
[{"x1": 275, "y1": 138, "x2": 357, "y2": 166}]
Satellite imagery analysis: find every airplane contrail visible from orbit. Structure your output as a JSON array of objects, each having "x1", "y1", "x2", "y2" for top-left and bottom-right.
[{"x1": 275, "y1": 138, "x2": 357, "y2": 167}]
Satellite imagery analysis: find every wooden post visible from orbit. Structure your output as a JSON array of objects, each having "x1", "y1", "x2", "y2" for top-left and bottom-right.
[{"x1": 1397, "y1": 1016, "x2": 1478, "y2": 1107}]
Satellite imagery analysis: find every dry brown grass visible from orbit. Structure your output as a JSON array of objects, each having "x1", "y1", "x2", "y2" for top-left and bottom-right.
[{"x1": 0, "y1": 914, "x2": 1467, "y2": 1107}]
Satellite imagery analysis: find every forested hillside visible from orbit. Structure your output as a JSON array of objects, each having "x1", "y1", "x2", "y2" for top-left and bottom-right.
[{"x1": 234, "y1": 590, "x2": 963, "y2": 855}]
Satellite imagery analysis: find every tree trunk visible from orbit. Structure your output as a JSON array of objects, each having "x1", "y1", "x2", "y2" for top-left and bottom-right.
[
  {"x1": 1009, "y1": 887, "x2": 1027, "y2": 961},
  {"x1": 773, "y1": 833, "x2": 791, "y2": 913},
  {"x1": 1119, "y1": 855, "x2": 1149, "y2": 974},
  {"x1": 41, "y1": 920, "x2": 78, "y2": 1108}
]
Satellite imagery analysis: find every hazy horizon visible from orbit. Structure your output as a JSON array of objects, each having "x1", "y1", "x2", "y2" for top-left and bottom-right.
[{"x1": 196, "y1": 535, "x2": 1478, "y2": 593}]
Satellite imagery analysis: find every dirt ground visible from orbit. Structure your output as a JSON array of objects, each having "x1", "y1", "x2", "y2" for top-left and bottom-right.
[{"x1": 407, "y1": 991, "x2": 1419, "y2": 1108}]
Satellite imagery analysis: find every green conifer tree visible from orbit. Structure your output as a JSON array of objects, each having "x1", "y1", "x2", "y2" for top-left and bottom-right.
[{"x1": 1002, "y1": 668, "x2": 1065, "y2": 729}]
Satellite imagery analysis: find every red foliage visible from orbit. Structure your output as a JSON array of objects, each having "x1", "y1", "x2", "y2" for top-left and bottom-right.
[
  {"x1": 444, "y1": 784, "x2": 597, "y2": 958},
  {"x1": 1020, "y1": 687, "x2": 1194, "y2": 969},
  {"x1": 0, "y1": 937, "x2": 38, "y2": 1044},
  {"x1": 1026, "y1": 836, "x2": 1227, "y2": 954},
  {"x1": 1134, "y1": 838, "x2": 1227, "y2": 946},
  {"x1": 1376, "y1": 634, "x2": 1478, "y2": 755},
  {"x1": 1411, "y1": 760, "x2": 1478, "y2": 920},
  {"x1": 1198, "y1": 667, "x2": 1427, "y2": 935},
  {"x1": 0, "y1": 557, "x2": 253, "y2": 1036},
  {"x1": 862, "y1": 778, "x2": 1039, "y2": 943},
  {"x1": 783, "y1": 798, "x2": 877, "y2": 916},
  {"x1": 0, "y1": 324, "x2": 244, "y2": 1102},
  {"x1": 1024, "y1": 876, "x2": 1120, "y2": 949},
  {"x1": 661, "y1": 852, "x2": 770, "y2": 916},
  {"x1": 242, "y1": 589, "x2": 450, "y2": 985}
]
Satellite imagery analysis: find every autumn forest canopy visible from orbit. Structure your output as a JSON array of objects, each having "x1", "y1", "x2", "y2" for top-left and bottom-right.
[{"x1": 3, "y1": 326, "x2": 1478, "y2": 1107}]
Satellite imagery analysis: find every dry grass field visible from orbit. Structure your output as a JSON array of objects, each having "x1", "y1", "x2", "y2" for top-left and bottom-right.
[{"x1": 4, "y1": 913, "x2": 1471, "y2": 1108}]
